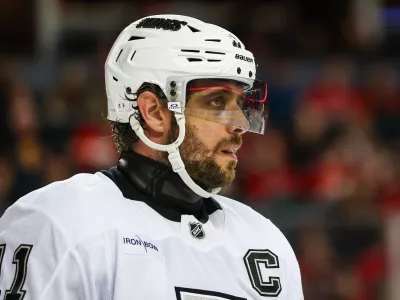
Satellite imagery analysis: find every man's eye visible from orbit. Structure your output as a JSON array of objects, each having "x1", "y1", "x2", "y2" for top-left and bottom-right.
[{"x1": 208, "y1": 97, "x2": 224, "y2": 108}]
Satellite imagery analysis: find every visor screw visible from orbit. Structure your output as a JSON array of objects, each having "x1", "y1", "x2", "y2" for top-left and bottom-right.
[
  {"x1": 170, "y1": 89, "x2": 176, "y2": 96},
  {"x1": 170, "y1": 81, "x2": 176, "y2": 88},
  {"x1": 126, "y1": 87, "x2": 132, "y2": 94},
  {"x1": 249, "y1": 71, "x2": 253, "y2": 77},
  {"x1": 237, "y1": 67, "x2": 241, "y2": 74}
]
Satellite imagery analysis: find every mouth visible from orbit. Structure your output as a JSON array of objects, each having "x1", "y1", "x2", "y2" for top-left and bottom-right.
[{"x1": 220, "y1": 145, "x2": 241, "y2": 160}]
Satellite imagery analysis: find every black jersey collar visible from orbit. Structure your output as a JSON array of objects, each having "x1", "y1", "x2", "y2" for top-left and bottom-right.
[{"x1": 101, "y1": 151, "x2": 221, "y2": 223}]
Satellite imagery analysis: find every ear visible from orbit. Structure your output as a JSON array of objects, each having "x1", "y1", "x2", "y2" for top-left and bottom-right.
[{"x1": 137, "y1": 91, "x2": 171, "y2": 133}]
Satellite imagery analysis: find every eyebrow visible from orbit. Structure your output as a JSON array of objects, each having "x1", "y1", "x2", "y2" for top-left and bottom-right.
[
  {"x1": 202, "y1": 89, "x2": 233, "y2": 98},
  {"x1": 188, "y1": 87, "x2": 243, "y2": 98}
]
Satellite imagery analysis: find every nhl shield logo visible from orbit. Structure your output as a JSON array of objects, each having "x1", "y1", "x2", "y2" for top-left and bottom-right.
[{"x1": 189, "y1": 222, "x2": 205, "y2": 239}]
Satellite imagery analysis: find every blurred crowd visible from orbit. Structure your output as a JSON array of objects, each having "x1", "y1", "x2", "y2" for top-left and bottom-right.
[
  {"x1": 1, "y1": 0, "x2": 399, "y2": 299},
  {"x1": 236, "y1": 56, "x2": 400, "y2": 300}
]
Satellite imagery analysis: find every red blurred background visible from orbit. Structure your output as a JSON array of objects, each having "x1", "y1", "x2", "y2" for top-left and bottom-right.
[{"x1": 0, "y1": 1, "x2": 399, "y2": 299}]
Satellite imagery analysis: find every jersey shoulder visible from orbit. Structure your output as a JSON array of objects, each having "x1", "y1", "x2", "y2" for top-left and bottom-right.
[
  {"x1": 214, "y1": 195, "x2": 295, "y2": 253},
  {"x1": 214, "y1": 194, "x2": 274, "y2": 229},
  {"x1": 3, "y1": 172, "x2": 124, "y2": 241},
  {"x1": 15, "y1": 172, "x2": 120, "y2": 209}
]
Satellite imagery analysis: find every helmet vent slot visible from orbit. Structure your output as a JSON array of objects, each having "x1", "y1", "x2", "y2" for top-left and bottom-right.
[
  {"x1": 187, "y1": 25, "x2": 200, "y2": 32},
  {"x1": 128, "y1": 36, "x2": 146, "y2": 41},
  {"x1": 205, "y1": 39, "x2": 221, "y2": 42},
  {"x1": 187, "y1": 58, "x2": 202, "y2": 62},
  {"x1": 115, "y1": 49, "x2": 123, "y2": 62},
  {"x1": 130, "y1": 51, "x2": 137, "y2": 61},
  {"x1": 205, "y1": 51, "x2": 225, "y2": 55},
  {"x1": 181, "y1": 49, "x2": 200, "y2": 53},
  {"x1": 207, "y1": 59, "x2": 221, "y2": 62}
]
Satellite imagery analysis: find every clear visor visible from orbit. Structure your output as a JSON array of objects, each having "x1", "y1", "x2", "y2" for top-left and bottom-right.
[{"x1": 183, "y1": 78, "x2": 268, "y2": 134}]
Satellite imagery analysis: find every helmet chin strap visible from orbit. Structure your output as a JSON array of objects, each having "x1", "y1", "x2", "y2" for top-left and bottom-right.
[{"x1": 129, "y1": 113, "x2": 221, "y2": 199}]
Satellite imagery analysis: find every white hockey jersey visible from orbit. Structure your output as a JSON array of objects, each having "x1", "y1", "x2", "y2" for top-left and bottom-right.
[{"x1": 0, "y1": 171, "x2": 303, "y2": 300}]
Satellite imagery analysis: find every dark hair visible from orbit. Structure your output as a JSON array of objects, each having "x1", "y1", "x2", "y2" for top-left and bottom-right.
[{"x1": 110, "y1": 82, "x2": 167, "y2": 152}]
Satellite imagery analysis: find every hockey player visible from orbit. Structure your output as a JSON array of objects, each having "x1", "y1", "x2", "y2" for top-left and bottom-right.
[{"x1": 0, "y1": 15, "x2": 303, "y2": 300}]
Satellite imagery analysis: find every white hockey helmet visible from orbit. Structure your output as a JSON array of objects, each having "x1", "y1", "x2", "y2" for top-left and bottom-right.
[{"x1": 105, "y1": 14, "x2": 267, "y2": 198}]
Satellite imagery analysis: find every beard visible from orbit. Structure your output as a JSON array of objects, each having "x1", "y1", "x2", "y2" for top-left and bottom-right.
[{"x1": 158, "y1": 119, "x2": 242, "y2": 190}]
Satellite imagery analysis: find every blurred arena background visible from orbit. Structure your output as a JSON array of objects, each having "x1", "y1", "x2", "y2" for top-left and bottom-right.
[{"x1": 0, "y1": 0, "x2": 399, "y2": 299}]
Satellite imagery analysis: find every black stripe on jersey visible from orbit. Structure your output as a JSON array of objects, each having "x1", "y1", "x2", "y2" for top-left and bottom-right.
[{"x1": 175, "y1": 287, "x2": 247, "y2": 300}]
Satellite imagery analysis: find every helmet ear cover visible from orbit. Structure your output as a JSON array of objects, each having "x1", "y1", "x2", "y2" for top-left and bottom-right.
[
  {"x1": 137, "y1": 83, "x2": 168, "y2": 102},
  {"x1": 120, "y1": 82, "x2": 169, "y2": 128}
]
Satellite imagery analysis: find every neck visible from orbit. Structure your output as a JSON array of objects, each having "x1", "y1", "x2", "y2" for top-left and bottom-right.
[
  {"x1": 102, "y1": 150, "x2": 222, "y2": 223},
  {"x1": 132, "y1": 140, "x2": 160, "y2": 161},
  {"x1": 118, "y1": 151, "x2": 205, "y2": 207}
]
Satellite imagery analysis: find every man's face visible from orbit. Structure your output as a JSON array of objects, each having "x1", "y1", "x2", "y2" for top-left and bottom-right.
[{"x1": 161, "y1": 80, "x2": 246, "y2": 190}]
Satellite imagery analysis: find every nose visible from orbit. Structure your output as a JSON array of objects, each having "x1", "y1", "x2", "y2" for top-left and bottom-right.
[
  {"x1": 226, "y1": 110, "x2": 249, "y2": 135},
  {"x1": 227, "y1": 125, "x2": 247, "y2": 135}
]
